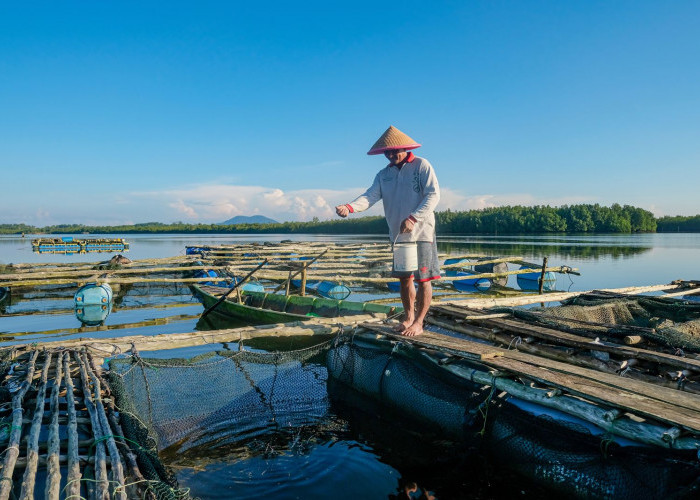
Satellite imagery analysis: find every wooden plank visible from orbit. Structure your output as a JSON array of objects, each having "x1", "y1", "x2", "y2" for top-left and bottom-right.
[
  {"x1": 483, "y1": 354, "x2": 700, "y2": 433},
  {"x1": 361, "y1": 323, "x2": 504, "y2": 361},
  {"x1": 503, "y1": 349, "x2": 700, "y2": 414},
  {"x1": 359, "y1": 323, "x2": 700, "y2": 433}
]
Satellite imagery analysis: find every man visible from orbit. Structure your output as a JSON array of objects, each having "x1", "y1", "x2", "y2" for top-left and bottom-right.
[{"x1": 336, "y1": 125, "x2": 440, "y2": 336}]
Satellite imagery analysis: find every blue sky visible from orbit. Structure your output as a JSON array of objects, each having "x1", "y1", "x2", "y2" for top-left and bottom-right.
[{"x1": 1, "y1": 1, "x2": 698, "y2": 225}]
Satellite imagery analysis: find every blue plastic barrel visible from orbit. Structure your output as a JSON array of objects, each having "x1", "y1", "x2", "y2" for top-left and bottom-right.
[
  {"x1": 452, "y1": 272, "x2": 491, "y2": 292},
  {"x1": 194, "y1": 269, "x2": 220, "y2": 286},
  {"x1": 232, "y1": 276, "x2": 266, "y2": 293},
  {"x1": 75, "y1": 303, "x2": 112, "y2": 326},
  {"x1": 516, "y1": 266, "x2": 556, "y2": 291},
  {"x1": 387, "y1": 281, "x2": 419, "y2": 292},
  {"x1": 316, "y1": 281, "x2": 351, "y2": 300},
  {"x1": 74, "y1": 283, "x2": 113, "y2": 306},
  {"x1": 291, "y1": 280, "x2": 350, "y2": 299}
]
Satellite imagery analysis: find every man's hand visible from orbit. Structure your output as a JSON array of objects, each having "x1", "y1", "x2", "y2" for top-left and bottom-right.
[
  {"x1": 400, "y1": 217, "x2": 415, "y2": 233},
  {"x1": 335, "y1": 205, "x2": 350, "y2": 218}
]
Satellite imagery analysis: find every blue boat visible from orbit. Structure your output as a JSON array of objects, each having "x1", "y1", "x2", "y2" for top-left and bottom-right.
[
  {"x1": 291, "y1": 280, "x2": 351, "y2": 300},
  {"x1": 452, "y1": 272, "x2": 491, "y2": 292}
]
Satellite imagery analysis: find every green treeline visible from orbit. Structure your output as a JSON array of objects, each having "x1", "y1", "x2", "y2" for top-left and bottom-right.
[
  {"x1": 657, "y1": 215, "x2": 700, "y2": 232},
  {"x1": 0, "y1": 204, "x2": 667, "y2": 235}
]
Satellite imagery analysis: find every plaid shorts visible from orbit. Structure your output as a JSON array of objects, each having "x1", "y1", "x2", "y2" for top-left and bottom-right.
[{"x1": 391, "y1": 240, "x2": 441, "y2": 282}]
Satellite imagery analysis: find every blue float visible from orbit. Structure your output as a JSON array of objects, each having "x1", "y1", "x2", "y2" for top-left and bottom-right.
[
  {"x1": 74, "y1": 283, "x2": 113, "y2": 326},
  {"x1": 74, "y1": 283, "x2": 113, "y2": 306},
  {"x1": 291, "y1": 280, "x2": 351, "y2": 300},
  {"x1": 516, "y1": 265, "x2": 557, "y2": 291},
  {"x1": 452, "y1": 272, "x2": 491, "y2": 292}
]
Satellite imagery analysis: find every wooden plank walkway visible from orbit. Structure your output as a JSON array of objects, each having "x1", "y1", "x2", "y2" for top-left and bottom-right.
[
  {"x1": 361, "y1": 322, "x2": 700, "y2": 434},
  {"x1": 432, "y1": 304, "x2": 700, "y2": 372}
]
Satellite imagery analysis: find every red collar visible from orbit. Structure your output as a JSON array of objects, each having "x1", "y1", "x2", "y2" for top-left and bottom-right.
[{"x1": 392, "y1": 152, "x2": 416, "y2": 168}]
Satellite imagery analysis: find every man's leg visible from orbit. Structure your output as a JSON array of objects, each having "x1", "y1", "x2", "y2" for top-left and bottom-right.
[
  {"x1": 402, "y1": 280, "x2": 432, "y2": 336},
  {"x1": 394, "y1": 276, "x2": 416, "y2": 332}
]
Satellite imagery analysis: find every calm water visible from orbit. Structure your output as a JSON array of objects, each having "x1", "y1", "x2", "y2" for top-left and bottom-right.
[{"x1": 2, "y1": 232, "x2": 700, "y2": 499}]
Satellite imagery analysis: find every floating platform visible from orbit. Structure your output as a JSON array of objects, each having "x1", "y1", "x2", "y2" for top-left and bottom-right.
[{"x1": 31, "y1": 237, "x2": 129, "y2": 254}]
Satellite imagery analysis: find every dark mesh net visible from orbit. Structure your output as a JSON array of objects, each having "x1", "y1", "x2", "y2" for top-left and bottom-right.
[
  {"x1": 494, "y1": 295, "x2": 700, "y2": 352},
  {"x1": 108, "y1": 340, "x2": 331, "y2": 499},
  {"x1": 106, "y1": 332, "x2": 700, "y2": 499},
  {"x1": 485, "y1": 400, "x2": 700, "y2": 500}
]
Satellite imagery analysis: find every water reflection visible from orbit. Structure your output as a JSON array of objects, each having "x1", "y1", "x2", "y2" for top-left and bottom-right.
[
  {"x1": 439, "y1": 239, "x2": 651, "y2": 260},
  {"x1": 75, "y1": 303, "x2": 112, "y2": 326}
]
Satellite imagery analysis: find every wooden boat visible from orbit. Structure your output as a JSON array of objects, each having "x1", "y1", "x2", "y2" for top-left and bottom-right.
[{"x1": 192, "y1": 283, "x2": 400, "y2": 325}]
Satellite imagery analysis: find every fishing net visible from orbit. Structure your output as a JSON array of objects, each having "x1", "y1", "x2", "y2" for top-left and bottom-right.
[
  {"x1": 484, "y1": 400, "x2": 700, "y2": 500},
  {"x1": 327, "y1": 336, "x2": 492, "y2": 439},
  {"x1": 493, "y1": 295, "x2": 700, "y2": 352},
  {"x1": 108, "y1": 339, "x2": 332, "y2": 500},
  {"x1": 327, "y1": 334, "x2": 700, "y2": 500},
  {"x1": 107, "y1": 332, "x2": 700, "y2": 500}
]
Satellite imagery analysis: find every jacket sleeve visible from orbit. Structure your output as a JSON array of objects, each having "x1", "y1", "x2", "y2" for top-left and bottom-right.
[
  {"x1": 348, "y1": 172, "x2": 382, "y2": 213},
  {"x1": 411, "y1": 161, "x2": 440, "y2": 221}
]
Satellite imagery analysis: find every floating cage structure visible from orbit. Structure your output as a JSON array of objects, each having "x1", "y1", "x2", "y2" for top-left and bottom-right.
[{"x1": 32, "y1": 237, "x2": 130, "y2": 254}]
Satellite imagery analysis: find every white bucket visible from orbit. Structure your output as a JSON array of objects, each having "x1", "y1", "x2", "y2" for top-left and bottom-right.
[{"x1": 393, "y1": 242, "x2": 418, "y2": 272}]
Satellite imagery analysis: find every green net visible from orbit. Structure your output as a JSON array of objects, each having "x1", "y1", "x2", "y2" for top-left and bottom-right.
[{"x1": 493, "y1": 295, "x2": 700, "y2": 352}]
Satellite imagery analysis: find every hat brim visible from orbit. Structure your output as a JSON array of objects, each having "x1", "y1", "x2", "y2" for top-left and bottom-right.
[{"x1": 367, "y1": 143, "x2": 421, "y2": 155}]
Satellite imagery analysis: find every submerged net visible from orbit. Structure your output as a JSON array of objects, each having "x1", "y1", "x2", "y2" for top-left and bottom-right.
[
  {"x1": 485, "y1": 400, "x2": 700, "y2": 500},
  {"x1": 494, "y1": 295, "x2": 700, "y2": 352},
  {"x1": 108, "y1": 339, "x2": 332, "y2": 499},
  {"x1": 328, "y1": 334, "x2": 700, "y2": 500}
]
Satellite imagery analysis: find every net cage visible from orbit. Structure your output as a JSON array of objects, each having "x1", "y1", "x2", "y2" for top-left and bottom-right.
[
  {"x1": 327, "y1": 333, "x2": 700, "y2": 500},
  {"x1": 494, "y1": 295, "x2": 700, "y2": 352},
  {"x1": 107, "y1": 331, "x2": 700, "y2": 500},
  {"x1": 108, "y1": 340, "x2": 331, "y2": 500}
]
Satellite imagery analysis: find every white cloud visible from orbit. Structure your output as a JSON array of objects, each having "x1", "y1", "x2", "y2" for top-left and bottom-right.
[
  {"x1": 0, "y1": 181, "x2": 610, "y2": 226},
  {"x1": 437, "y1": 188, "x2": 593, "y2": 211}
]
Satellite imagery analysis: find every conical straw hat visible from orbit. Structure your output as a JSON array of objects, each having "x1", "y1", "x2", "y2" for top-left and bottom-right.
[{"x1": 367, "y1": 125, "x2": 421, "y2": 155}]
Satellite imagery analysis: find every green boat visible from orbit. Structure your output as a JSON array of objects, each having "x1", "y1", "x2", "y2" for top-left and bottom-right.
[{"x1": 192, "y1": 284, "x2": 401, "y2": 325}]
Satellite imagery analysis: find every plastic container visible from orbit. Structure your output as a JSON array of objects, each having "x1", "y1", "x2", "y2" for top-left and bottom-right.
[
  {"x1": 393, "y1": 242, "x2": 418, "y2": 272},
  {"x1": 74, "y1": 283, "x2": 113, "y2": 306},
  {"x1": 452, "y1": 272, "x2": 492, "y2": 292}
]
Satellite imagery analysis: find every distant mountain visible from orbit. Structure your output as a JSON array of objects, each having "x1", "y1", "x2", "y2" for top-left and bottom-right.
[{"x1": 219, "y1": 215, "x2": 279, "y2": 225}]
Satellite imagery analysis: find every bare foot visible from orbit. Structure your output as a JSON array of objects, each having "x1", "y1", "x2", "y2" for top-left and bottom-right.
[
  {"x1": 392, "y1": 320, "x2": 412, "y2": 332},
  {"x1": 402, "y1": 322, "x2": 424, "y2": 337}
]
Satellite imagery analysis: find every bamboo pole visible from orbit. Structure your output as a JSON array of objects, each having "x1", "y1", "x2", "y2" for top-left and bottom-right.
[
  {"x1": 44, "y1": 351, "x2": 64, "y2": 500},
  {"x1": 538, "y1": 257, "x2": 548, "y2": 294},
  {"x1": 9, "y1": 320, "x2": 344, "y2": 356},
  {"x1": 74, "y1": 351, "x2": 109, "y2": 500},
  {"x1": 0, "y1": 264, "x2": 221, "y2": 282},
  {"x1": 444, "y1": 283, "x2": 682, "y2": 309},
  {"x1": 87, "y1": 354, "x2": 153, "y2": 500},
  {"x1": 18, "y1": 352, "x2": 52, "y2": 499},
  {"x1": 0, "y1": 350, "x2": 39, "y2": 500},
  {"x1": 62, "y1": 352, "x2": 82, "y2": 500},
  {"x1": 83, "y1": 351, "x2": 126, "y2": 500}
]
